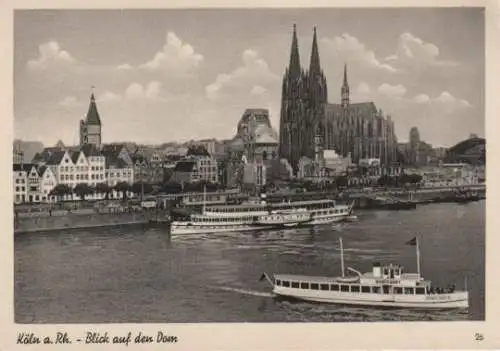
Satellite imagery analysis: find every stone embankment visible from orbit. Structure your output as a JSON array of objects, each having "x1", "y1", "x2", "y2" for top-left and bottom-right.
[{"x1": 14, "y1": 208, "x2": 169, "y2": 234}]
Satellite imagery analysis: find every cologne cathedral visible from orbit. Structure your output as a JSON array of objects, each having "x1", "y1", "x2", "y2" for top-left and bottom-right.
[{"x1": 279, "y1": 25, "x2": 398, "y2": 173}]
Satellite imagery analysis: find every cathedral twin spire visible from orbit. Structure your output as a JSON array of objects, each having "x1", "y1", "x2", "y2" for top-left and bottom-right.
[{"x1": 286, "y1": 24, "x2": 350, "y2": 107}]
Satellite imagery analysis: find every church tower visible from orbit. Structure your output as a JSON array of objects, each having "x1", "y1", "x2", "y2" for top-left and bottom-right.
[
  {"x1": 79, "y1": 90, "x2": 102, "y2": 148},
  {"x1": 341, "y1": 63, "x2": 350, "y2": 108},
  {"x1": 279, "y1": 24, "x2": 307, "y2": 172},
  {"x1": 304, "y1": 27, "x2": 328, "y2": 159}
]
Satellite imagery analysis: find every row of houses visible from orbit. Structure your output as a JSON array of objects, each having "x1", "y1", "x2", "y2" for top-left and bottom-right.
[{"x1": 13, "y1": 142, "x2": 221, "y2": 204}]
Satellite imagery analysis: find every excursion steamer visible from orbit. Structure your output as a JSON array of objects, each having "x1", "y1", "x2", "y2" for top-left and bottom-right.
[
  {"x1": 260, "y1": 237, "x2": 469, "y2": 309},
  {"x1": 169, "y1": 192, "x2": 354, "y2": 235}
]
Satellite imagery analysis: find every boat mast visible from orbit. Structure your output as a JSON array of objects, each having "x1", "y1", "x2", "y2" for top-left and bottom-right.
[
  {"x1": 339, "y1": 237, "x2": 345, "y2": 277},
  {"x1": 416, "y1": 237, "x2": 421, "y2": 277},
  {"x1": 202, "y1": 185, "x2": 206, "y2": 214}
]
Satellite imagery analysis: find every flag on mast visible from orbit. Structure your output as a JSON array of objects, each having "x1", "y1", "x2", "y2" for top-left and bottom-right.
[{"x1": 406, "y1": 237, "x2": 417, "y2": 246}]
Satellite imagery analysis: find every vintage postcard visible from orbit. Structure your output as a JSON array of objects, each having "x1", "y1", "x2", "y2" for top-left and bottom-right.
[{"x1": 1, "y1": 0, "x2": 499, "y2": 350}]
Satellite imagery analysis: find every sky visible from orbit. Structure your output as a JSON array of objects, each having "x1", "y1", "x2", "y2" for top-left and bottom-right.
[{"x1": 14, "y1": 8, "x2": 484, "y2": 148}]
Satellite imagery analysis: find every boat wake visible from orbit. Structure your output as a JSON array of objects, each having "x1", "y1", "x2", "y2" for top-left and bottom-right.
[{"x1": 206, "y1": 285, "x2": 274, "y2": 298}]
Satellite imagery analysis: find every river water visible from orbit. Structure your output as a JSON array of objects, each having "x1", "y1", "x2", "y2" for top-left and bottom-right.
[{"x1": 15, "y1": 201, "x2": 485, "y2": 323}]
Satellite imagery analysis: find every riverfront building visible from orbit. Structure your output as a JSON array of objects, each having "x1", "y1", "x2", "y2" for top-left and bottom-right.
[{"x1": 279, "y1": 25, "x2": 398, "y2": 172}]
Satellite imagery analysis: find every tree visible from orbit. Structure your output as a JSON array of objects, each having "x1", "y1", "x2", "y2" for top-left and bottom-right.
[
  {"x1": 114, "y1": 181, "x2": 131, "y2": 201},
  {"x1": 162, "y1": 181, "x2": 182, "y2": 194},
  {"x1": 335, "y1": 175, "x2": 349, "y2": 188},
  {"x1": 95, "y1": 182, "x2": 112, "y2": 200},
  {"x1": 49, "y1": 184, "x2": 72, "y2": 202},
  {"x1": 74, "y1": 183, "x2": 94, "y2": 201}
]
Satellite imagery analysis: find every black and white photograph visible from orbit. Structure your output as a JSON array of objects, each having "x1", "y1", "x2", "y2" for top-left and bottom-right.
[{"x1": 2, "y1": 1, "x2": 498, "y2": 350}]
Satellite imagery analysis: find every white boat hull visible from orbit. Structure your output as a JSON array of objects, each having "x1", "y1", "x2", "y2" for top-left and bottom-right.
[
  {"x1": 273, "y1": 286, "x2": 469, "y2": 309},
  {"x1": 170, "y1": 212, "x2": 349, "y2": 235}
]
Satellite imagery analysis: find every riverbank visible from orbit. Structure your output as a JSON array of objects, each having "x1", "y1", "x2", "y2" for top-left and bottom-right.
[{"x1": 14, "y1": 210, "x2": 169, "y2": 235}]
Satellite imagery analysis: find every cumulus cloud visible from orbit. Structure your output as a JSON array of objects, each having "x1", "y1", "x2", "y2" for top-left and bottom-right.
[
  {"x1": 357, "y1": 82, "x2": 371, "y2": 95},
  {"x1": 250, "y1": 85, "x2": 268, "y2": 95},
  {"x1": 377, "y1": 83, "x2": 407, "y2": 97},
  {"x1": 206, "y1": 49, "x2": 279, "y2": 100},
  {"x1": 139, "y1": 32, "x2": 204, "y2": 76},
  {"x1": 116, "y1": 63, "x2": 133, "y2": 70},
  {"x1": 125, "y1": 81, "x2": 163, "y2": 100},
  {"x1": 27, "y1": 41, "x2": 75, "y2": 70},
  {"x1": 321, "y1": 34, "x2": 397, "y2": 73},
  {"x1": 412, "y1": 93, "x2": 431, "y2": 104},
  {"x1": 98, "y1": 91, "x2": 122, "y2": 102},
  {"x1": 385, "y1": 32, "x2": 458, "y2": 69}
]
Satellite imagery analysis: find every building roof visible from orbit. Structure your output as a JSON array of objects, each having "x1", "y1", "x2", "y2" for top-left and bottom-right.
[
  {"x1": 13, "y1": 163, "x2": 35, "y2": 172},
  {"x1": 186, "y1": 145, "x2": 210, "y2": 157},
  {"x1": 80, "y1": 143, "x2": 101, "y2": 157},
  {"x1": 174, "y1": 161, "x2": 196, "y2": 172},
  {"x1": 46, "y1": 151, "x2": 67, "y2": 165},
  {"x1": 326, "y1": 102, "x2": 379, "y2": 119},
  {"x1": 70, "y1": 151, "x2": 80, "y2": 163},
  {"x1": 85, "y1": 93, "x2": 101, "y2": 125}
]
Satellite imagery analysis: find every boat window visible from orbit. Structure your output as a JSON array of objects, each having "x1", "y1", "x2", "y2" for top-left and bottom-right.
[
  {"x1": 282, "y1": 281, "x2": 290, "y2": 287},
  {"x1": 404, "y1": 287, "x2": 414, "y2": 295},
  {"x1": 415, "y1": 287, "x2": 426, "y2": 295},
  {"x1": 383, "y1": 268, "x2": 389, "y2": 275},
  {"x1": 351, "y1": 285, "x2": 360, "y2": 293},
  {"x1": 300, "y1": 282, "x2": 309, "y2": 289},
  {"x1": 276, "y1": 280, "x2": 281, "y2": 286},
  {"x1": 331, "y1": 284, "x2": 339, "y2": 291},
  {"x1": 394, "y1": 287, "x2": 403, "y2": 294},
  {"x1": 291, "y1": 282, "x2": 299, "y2": 289},
  {"x1": 340, "y1": 285, "x2": 349, "y2": 292},
  {"x1": 372, "y1": 286, "x2": 381, "y2": 293},
  {"x1": 311, "y1": 283, "x2": 319, "y2": 290},
  {"x1": 320, "y1": 284, "x2": 329, "y2": 291},
  {"x1": 361, "y1": 286, "x2": 370, "y2": 293}
]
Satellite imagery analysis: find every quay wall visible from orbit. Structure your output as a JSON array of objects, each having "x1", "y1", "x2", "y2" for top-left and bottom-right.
[{"x1": 14, "y1": 211, "x2": 169, "y2": 235}]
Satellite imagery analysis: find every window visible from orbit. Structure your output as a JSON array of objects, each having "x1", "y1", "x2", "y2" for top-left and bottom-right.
[
  {"x1": 372, "y1": 286, "x2": 381, "y2": 293},
  {"x1": 282, "y1": 281, "x2": 290, "y2": 288},
  {"x1": 416, "y1": 287, "x2": 426, "y2": 295},
  {"x1": 340, "y1": 285, "x2": 349, "y2": 292},
  {"x1": 15, "y1": 186, "x2": 19, "y2": 192},
  {"x1": 311, "y1": 283, "x2": 319, "y2": 290},
  {"x1": 329, "y1": 284, "x2": 338, "y2": 291},
  {"x1": 404, "y1": 287, "x2": 414, "y2": 295},
  {"x1": 291, "y1": 282, "x2": 299, "y2": 289},
  {"x1": 351, "y1": 285, "x2": 360, "y2": 293},
  {"x1": 276, "y1": 280, "x2": 281, "y2": 286},
  {"x1": 16, "y1": 179, "x2": 19, "y2": 184},
  {"x1": 300, "y1": 282, "x2": 309, "y2": 289},
  {"x1": 394, "y1": 287, "x2": 403, "y2": 294},
  {"x1": 320, "y1": 284, "x2": 329, "y2": 291},
  {"x1": 361, "y1": 286, "x2": 371, "y2": 293}
]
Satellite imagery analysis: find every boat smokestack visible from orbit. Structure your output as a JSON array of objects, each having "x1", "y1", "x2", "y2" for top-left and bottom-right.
[
  {"x1": 373, "y1": 262, "x2": 381, "y2": 277},
  {"x1": 260, "y1": 192, "x2": 267, "y2": 205}
]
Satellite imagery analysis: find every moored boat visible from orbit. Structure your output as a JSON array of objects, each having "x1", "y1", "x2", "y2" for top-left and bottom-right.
[
  {"x1": 170, "y1": 191, "x2": 354, "y2": 235},
  {"x1": 260, "y1": 237, "x2": 469, "y2": 309},
  {"x1": 255, "y1": 208, "x2": 311, "y2": 227}
]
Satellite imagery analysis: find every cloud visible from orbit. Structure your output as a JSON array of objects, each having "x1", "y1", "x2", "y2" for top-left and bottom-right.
[
  {"x1": 250, "y1": 85, "x2": 268, "y2": 95},
  {"x1": 412, "y1": 94, "x2": 431, "y2": 104},
  {"x1": 321, "y1": 34, "x2": 397, "y2": 73},
  {"x1": 124, "y1": 81, "x2": 163, "y2": 100},
  {"x1": 58, "y1": 96, "x2": 80, "y2": 107},
  {"x1": 139, "y1": 32, "x2": 204, "y2": 76},
  {"x1": 377, "y1": 83, "x2": 407, "y2": 97},
  {"x1": 27, "y1": 41, "x2": 75, "y2": 70},
  {"x1": 98, "y1": 91, "x2": 122, "y2": 102},
  {"x1": 357, "y1": 82, "x2": 371, "y2": 95},
  {"x1": 116, "y1": 63, "x2": 133, "y2": 70},
  {"x1": 206, "y1": 49, "x2": 278, "y2": 100},
  {"x1": 385, "y1": 32, "x2": 458, "y2": 69}
]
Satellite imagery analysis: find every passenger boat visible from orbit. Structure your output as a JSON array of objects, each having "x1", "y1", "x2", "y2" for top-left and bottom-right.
[
  {"x1": 170, "y1": 192, "x2": 354, "y2": 235},
  {"x1": 255, "y1": 208, "x2": 311, "y2": 227},
  {"x1": 260, "y1": 237, "x2": 469, "y2": 309}
]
